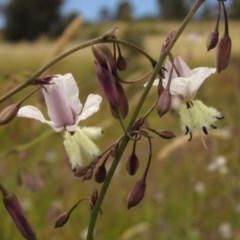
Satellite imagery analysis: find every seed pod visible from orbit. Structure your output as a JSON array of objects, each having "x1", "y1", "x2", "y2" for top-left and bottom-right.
[
  {"x1": 127, "y1": 179, "x2": 146, "y2": 209},
  {"x1": 215, "y1": 35, "x2": 231, "y2": 73},
  {"x1": 0, "y1": 103, "x2": 19, "y2": 125}
]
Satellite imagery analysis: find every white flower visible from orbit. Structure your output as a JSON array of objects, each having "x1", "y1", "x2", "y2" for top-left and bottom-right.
[
  {"x1": 17, "y1": 73, "x2": 103, "y2": 170},
  {"x1": 207, "y1": 155, "x2": 228, "y2": 175},
  {"x1": 153, "y1": 56, "x2": 223, "y2": 145},
  {"x1": 154, "y1": 56, "x2": 216, "y2": 100}
]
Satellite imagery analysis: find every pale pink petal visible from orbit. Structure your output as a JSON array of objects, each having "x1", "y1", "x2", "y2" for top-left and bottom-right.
[
  {"x1": 17, "y1": 105, "x2": 63, "y2": 132},
  {"x1": 42, "y1": 84, "x2": 76, "y2": 127},
  {"x1": 174, "y1": 56, "x2": 192, "y2": 77},
  {"x1": 52, "y1": 73, "x2": 82, "y2": 114}
]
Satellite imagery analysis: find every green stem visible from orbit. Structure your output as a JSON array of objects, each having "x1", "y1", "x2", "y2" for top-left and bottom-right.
[
  {"x1": 0, "y1": 36, "x2": 155, "y2": 104},
  {"x1": 86, "y1": 0, "x2": 205, "y2": 239},
  {"x1": 0, "y1": 130, "x2": 54, "y2": 159}
]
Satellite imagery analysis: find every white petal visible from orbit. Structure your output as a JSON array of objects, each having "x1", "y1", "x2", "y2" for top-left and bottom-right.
[
  {"x1": 17, "y1": 105, "x2": 63, "y2": 132},
  {"x1": 77, "y1": 94, "x2": 102, "y2": 122},
  {"x1": 152, "y1": 79, "x2": 159, "y2": 86},
  {"x1": 189, "y1": 67, "x2": 216, "y2": 96},
  {"x1": 165, "y1": 76, "x2": 189, "y2": 97}
]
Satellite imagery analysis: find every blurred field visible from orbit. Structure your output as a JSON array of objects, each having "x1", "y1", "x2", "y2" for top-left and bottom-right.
[{"x1": 0, "y1": 20, "x2": 240, "y2": 240}]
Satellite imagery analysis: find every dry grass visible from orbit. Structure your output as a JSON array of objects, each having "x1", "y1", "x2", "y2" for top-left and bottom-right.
[{"x1": 0, "y1": 20, "x2": 240, "y2": 240}]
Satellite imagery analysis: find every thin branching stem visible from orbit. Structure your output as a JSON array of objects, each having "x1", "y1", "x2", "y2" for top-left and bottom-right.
[
  {"x1": 0, "y1": 36, "x2": 155, "y2": 104},
  {"x1": 86, "y1": 1, "x2": 205, "y2": 239}
]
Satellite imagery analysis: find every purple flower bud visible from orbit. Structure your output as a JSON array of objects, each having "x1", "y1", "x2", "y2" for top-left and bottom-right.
[
  {"x1": 157, "y1": 89, "x2": 171, "y2": 117},
  {"x1": 0, "y1": 184, "x2": 37, "y2": 240},
  {"x1": 94, "y1": 164, "x2": 107, "y2": 183},
  {"x1": 54, "y1": 211, "x2": 70, "y2": 228},
  {"x1": 95, "y1": 61, "x2": 121, "y2": 109},
  {"x1": 155, "y1": 130, "x2": 176, "y2": 139},
  {"x1": 126, "y1": 152, "x2": 139, "y2": 175},
  {"x1": 82, "y1": 167, "x2": 94, "y2": 181},
  {"x1": 0, "y1": 104, "x2": 19, "y2": 125},
  {"x1": 127, "y1": 179, "x2": 146, "y2": 209},
  {"x1": 112, "y1": 82, "x2": 129, "y2": 119},
  {"x1": 73, "y1": 165, "x2": 90, "y2": 177},
  {"x1": 215, "y1": 35, "x2": 231, "y2": 73},
  {"x1": 55, "y1": 199, "x2": 83, "y2": 228},
  {"x1": 92, "y1": 44, "x2": 116, "y2": 71},
  {"x1": 117, "y1": 55, "x2": 127, "y2": 71},
  {"x1": 206, "y1": 30, "x2": 219, "y2": 51}
]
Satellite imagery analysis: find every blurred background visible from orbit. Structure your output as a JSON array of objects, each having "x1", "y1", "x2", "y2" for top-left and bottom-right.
[{"x1": 0, "y1": 0, "x2": 240, "y2": 239}]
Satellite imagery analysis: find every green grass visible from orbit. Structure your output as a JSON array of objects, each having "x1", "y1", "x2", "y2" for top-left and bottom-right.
[{"x1": 0, "y1": 20, "x2": 240, "y2": 240}]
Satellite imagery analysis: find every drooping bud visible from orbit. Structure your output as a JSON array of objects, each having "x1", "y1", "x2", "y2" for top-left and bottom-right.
[
  {"x1": 117, "y1": 54, "x2": 127, "y2": 71},
  {"x1": 156, "y1": 89, "x2": 171, "y2": 117},
  {"x1": 73, "y1": 165, "x2": 90, "y2": 177},
  {"x1": 127, "y1": 179, "x2": 146, "y2": 209},
  {"x1": 55, "y1": 199, "x2": 83, "y2": 228},
  {"x1": 0, "y1": 103, "x2": 19, "y2": 125},
  {"x1": 95, "y1": 164, "x2": 107, "y2": 183},
  {"x1": 126, "y1": 152, "x2": 139, "y2": 175},
  {"x1": 55, "y1": 211, "x2": 70, "y2": 228},
  {"x1": 154, "y1": 130, "x2": 176, "y2": 139},
  {"x1": 0, "y1": 184, "x2": 37, "y2": 240},
  {"x1": 206, "y1": 30, "x2": 219, "y2": 51},
  {"x1": 82, "y1": 167, "x2": 94, "y2": 181},
  {"x1": 215, "y1": 35, "x2": 231, "y2": 73}
]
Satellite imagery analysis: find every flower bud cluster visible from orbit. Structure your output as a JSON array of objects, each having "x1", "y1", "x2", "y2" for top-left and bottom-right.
[
  {"x1": 206, "y1": 0, "x2": 231, "y2": 73},
  {"x1": 92, "y1": 44, "x2": 129, "y2": 119}
]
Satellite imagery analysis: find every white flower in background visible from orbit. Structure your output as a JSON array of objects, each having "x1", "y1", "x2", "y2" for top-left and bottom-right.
[
  {"x1": 218, "y1": 222, "x2": 232, "y2": 239},
  {"x1": 153, "y1": 56, "x2": 223, "y2": 146},
  {"x1": 207, "y1": 155, "x2": 228, "y2": 175},
  {"x1": 193, "y1": 181, "x2": 206, "y2": 195},
  {"x1": 17, "y1": 73, "x2": 103, "y2": 170}
]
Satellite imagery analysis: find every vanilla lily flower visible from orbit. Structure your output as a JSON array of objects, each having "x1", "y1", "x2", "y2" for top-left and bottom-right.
[
  {"x1": 17, "y1": 73, "x2": 103, "y2": 170},
  {"x1": 153, "y1": 56, "x2": 223, "y2": 146}
]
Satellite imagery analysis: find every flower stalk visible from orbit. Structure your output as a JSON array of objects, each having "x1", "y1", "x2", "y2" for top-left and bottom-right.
[{"x1": 86, "y1": 0, "x2": 205, "y2": 239}]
